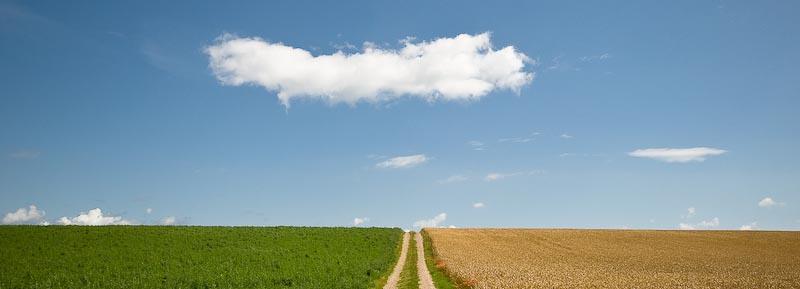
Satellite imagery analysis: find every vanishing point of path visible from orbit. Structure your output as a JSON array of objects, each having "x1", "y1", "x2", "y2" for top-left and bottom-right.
[{"x1": 383, "y1": 231, "x2": 436, "y2": 289}]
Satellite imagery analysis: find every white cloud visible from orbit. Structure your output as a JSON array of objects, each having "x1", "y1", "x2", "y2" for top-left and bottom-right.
[
  {"x1": 161, "y1": 216, "x2": 177, "y2": 225},
  {"x1": 472, "y1": 202, "x2": 485, "y2": 208},
  {"x1": 758, "y1": 197, "x2": 784, "y2": 208},
  {"x1": 146, "y1": 208, "x2": 153, "y2": 214},
  {"x1": 579, "y1": 53, "x2": 611, "y2": 62},
  {"x1": 682, "y1": 207, "x2": 696, "y2": 219},
  {"x1": 484, "y1": 170, "x2": 543, "y2": 181},
  {"x1": 679, "y1": 217, "x2": 720, "y2": 230},
  {"x1": 205, "y1": 32, "x2": 533, "y2": 107},
  {"x1": 353, "y1": 217, "x2": 369, "y2": 226},
  {"x1": 376, "y1": 154, "x2": 428, "y2": 169},
  {"x1": 56, "y1": 208, "x2": 133, "y2": 226},
  {"x1": 413, "y1": 213, "x2": 447, "y2": 228},
  {"x1": 8, "y1": 149, "x2": 41, "y2": 159},
  {"x1": 560, "y1": 133, "x2": 573, "y2": 139},
  {"x1": 468, "y1": 140, "x2": 486, "y2": 151},
  {"x1": 438, "y1": 175, "x2": 468, "y2": 184},
  {"x1": 739, "y1": 222, "x2": 757, "y2": 231},
  {"x1": 2, "y1": 205, "x2": 45, "y2": 224},
  {"x1": 628, "y1": 147, "x2": 727, "y2": 163}
]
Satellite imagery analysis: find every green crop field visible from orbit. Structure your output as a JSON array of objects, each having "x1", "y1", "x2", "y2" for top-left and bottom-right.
[{"x1": 0, "y1": 226, "x2": 403, "y2": 289}]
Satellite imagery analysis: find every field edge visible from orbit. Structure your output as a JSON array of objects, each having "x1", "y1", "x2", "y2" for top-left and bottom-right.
[
  {"x1": 420, "y1": 229, "x2": 466, "y2": 289},
  {"x1": 371, "y1": 228, "x2": 406, "y2": 289}
]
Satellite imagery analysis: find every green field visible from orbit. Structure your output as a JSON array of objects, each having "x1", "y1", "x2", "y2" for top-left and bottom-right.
[{"x1": 0, "y1": 226, "x2": 403, "y2": 289}]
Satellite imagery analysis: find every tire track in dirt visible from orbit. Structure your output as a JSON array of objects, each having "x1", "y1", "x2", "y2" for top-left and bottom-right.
[
  {"x1": 383, "y1": 232, "x2": 410, "y2": 289},
  {"x1": 415, "y1": 232, "x2": 436, "y2": 289}
]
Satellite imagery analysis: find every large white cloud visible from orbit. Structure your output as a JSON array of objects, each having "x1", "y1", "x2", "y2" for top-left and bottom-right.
[
  {"x1": 205, "y1": 32, "x2": 533, "y2": 106},
  {"x1": 376, "y1": 154, "x2": 428, "y2": 169},
  {"x1": 413, "y1": 213, "x2": 447, "y2": 228},
  {"x1": 57, "y1": 208, "x2": 133, "y2": 226},
  {"x1": 2, "y1": 205, "x2": 45, "y2": 224},
  {"x1": 628, "y1": 147, "x2": 726, "y2": 163}
]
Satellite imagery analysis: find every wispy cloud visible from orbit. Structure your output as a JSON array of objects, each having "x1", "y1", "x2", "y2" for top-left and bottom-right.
[
  {"x1": 579, "y1": 53, "x2": 611, "y2": 62},
  {"x1": 376, "y1": 154, "x2": 428, "y2": 169},
  {"x1": 161, "y1": 216, "x2": 177, "y2": 225},
  {"x1": 413, "y1": 213, "x2": 447, "y2": 228},
  {"x1": 438, "y1": 175, "x2": 468, "y2": 184},
  {"x1": 8, "y1": 149, "x2": 41, "y2": 159},
  {"x1": 682, "y1": 207, "x2": 696, "y2": 219},
  {"x1": 559, "y1": 133, "x2": 573, "y2": 139},
  {"x1": 468, "y1": 140, "x2": 486, "y2": 151},
  {"x1": 485, "y1": 170, "x2": 544, "y2": 181},
  {"x1": 472, "y1": 202, "x2": 485, "y2": 208},
  {"x1": 629, "y1": 147, "x2": 726, "y2": 163},
  {"x1": 739, "y1": 222, "x2": 757, "y2": 231},
  {"x1": 206, "y1": 32, "x2": 533, "y2": 107},
  {"x1": 498, "y1": 137, "x2": 533, "y2": 143}
]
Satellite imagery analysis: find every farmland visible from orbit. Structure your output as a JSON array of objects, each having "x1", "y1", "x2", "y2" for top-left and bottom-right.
[
  {"x1": 0, "y1": 226, "x2": 402, "y2": 289},
  {"x1": 425, "y1": 228, "x2": 800, "y2": 289}
]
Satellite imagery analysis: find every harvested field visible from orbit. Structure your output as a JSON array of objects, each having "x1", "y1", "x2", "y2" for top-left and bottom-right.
[{"x1": 425, "y1": 228, "x2": 800, "y2": 289}]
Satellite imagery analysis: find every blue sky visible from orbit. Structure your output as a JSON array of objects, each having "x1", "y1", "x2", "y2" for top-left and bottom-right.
[{"x1": 1, "y1": 0, "x2": 798, "y2": 230}]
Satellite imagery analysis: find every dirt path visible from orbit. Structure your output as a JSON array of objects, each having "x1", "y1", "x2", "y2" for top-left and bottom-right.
[
  {"x1": 383, "y1": 232, "x2": 410, "y2": 289},
  {"x1": 415, "y1": 233, "x2": 436, "y2": 289}
]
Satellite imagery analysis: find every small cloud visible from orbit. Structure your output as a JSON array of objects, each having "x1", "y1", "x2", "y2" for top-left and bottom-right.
[
  {"x1": 353, "y1": 217, "x2": 369, "y2": 226},
  {"x1": 679, "y1": 217, "x2": 719, "y2": 230},
  {"x1": 2, "y1": 205, "x2": 45, "y2": 224},
  {"x1": 560, "y1": 133, "x2": 573, "y2": 139},
  {"x1": 682, "y1": 207, "x2": 696, "y2": 219},
  {"x1": 57, "y1": 208, "x2": 134, "y2": 225},
  {"x1": 447, "y1": 225, "x2": 457, "y2": 229},
  {"x1": 8, "y1": 149, "x2": 41, "y2": 159},
  {"x1": 468, "y1": 141, "x2": 486, "y2": 151},
  {"x1": 161, "y1": 216, "x2": 177, "y2": 225},
  {"x1": 376, "y1": 154, "x2": 428, "y2": 169},
  {"x1": 146, "y1": 208, "x2": 153, "y2": 214},
  {"x1": 579, "y1": 53, "x2": 611, "y2": 62},
  {"x1": 739, "y1": 222, "x2": 757, "y2": 231},
  {"x1": 758, "y1": 197, "x2": 784, "y2": 208},
  {"x1": 472, "y1": 202, "x2": 485, "y2": 208},
  {"x1": 498, "y1": 137, "x2": 533, "y2": 143},
  {"x1": 413, "y1": 213, "x2": 447, "y2": 228},
  {"x1": 485, "y1": 170, "x2": 543, "y2": 181},
  {"x1": 629, "y1": 147, "x2": 726, "y2": 163},
  {"x1": 438, "y1": 175, "x2": 468, "y2": 184}
]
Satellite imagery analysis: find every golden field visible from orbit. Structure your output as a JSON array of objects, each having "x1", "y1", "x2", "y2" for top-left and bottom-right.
[{"x1": 424, "y1": 228, "x2": 800, "y2": 289}]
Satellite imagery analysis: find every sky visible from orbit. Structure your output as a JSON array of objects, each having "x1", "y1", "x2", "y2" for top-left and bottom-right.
[{"x1": 1, "y1": 0, "x2": 798, "y2": 230}]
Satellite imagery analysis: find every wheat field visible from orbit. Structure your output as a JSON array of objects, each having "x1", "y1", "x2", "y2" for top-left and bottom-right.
[{"x1": 425, "y1": 228, "x2": 800, "y2": 289}]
